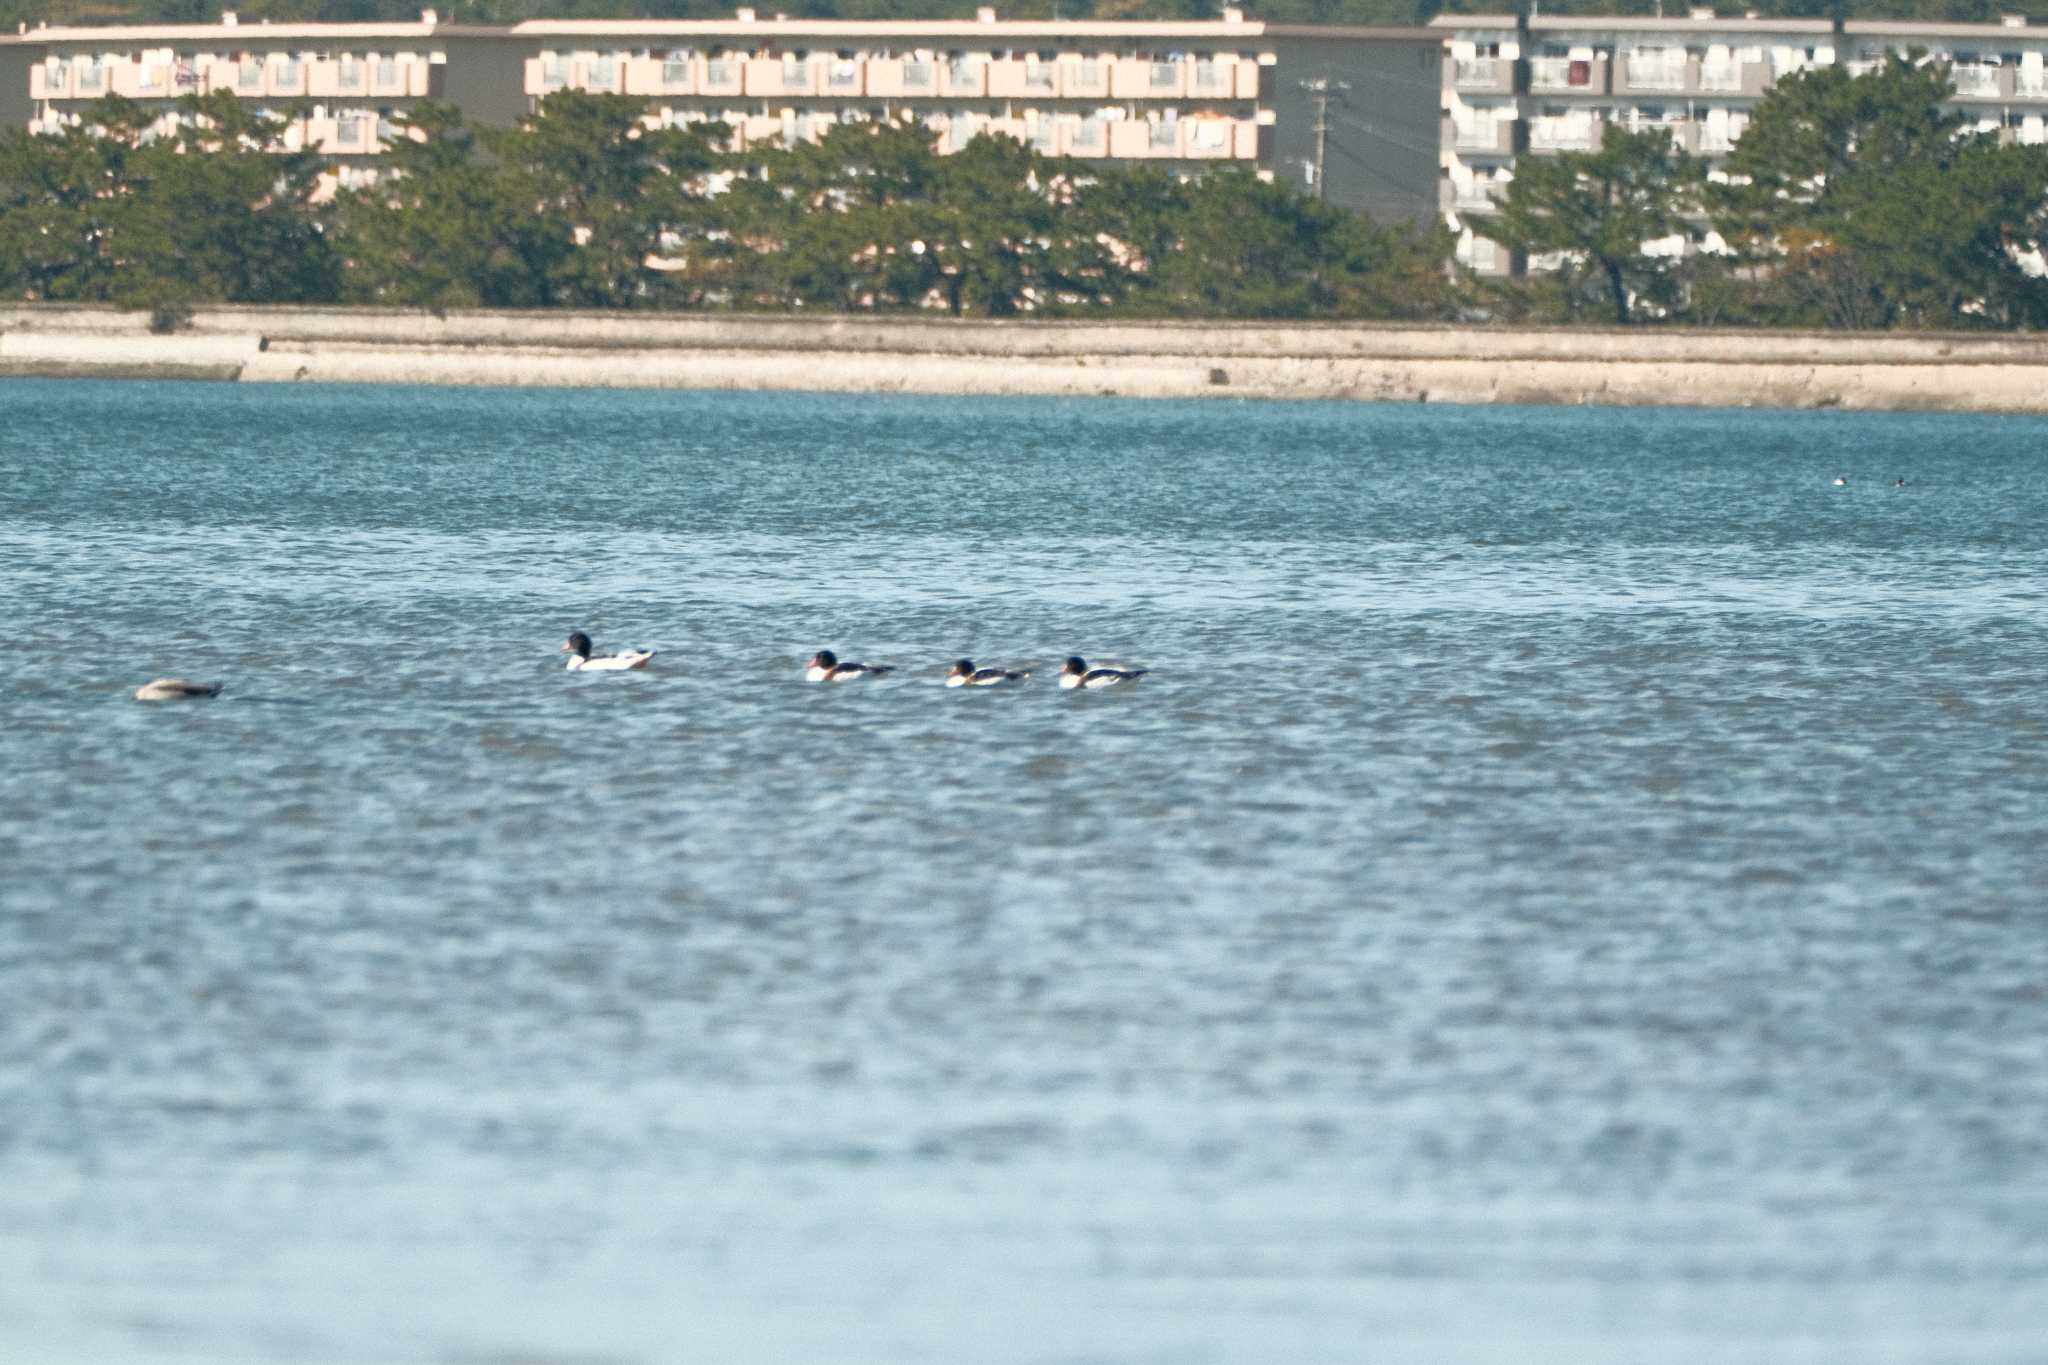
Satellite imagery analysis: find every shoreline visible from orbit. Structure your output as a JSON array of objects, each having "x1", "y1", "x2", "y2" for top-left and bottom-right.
[{"x1": 7, "y1": 304, "x2": 2048, "y2": 412}]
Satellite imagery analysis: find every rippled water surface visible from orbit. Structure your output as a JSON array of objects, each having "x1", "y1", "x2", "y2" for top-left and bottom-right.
[{"x1": 3, "y1": 379, "x2": 2046, "y2": 1364}]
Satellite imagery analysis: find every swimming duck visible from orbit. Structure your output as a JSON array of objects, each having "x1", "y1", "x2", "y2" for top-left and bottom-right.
[
  {"x1": 1058, "y1": 656, "x2": 1147, "y2": 690},
  {"x1": 1833, "y1": 476, "x2": 1849, "y2": 487},
  {"x1": 134, "y1": 678, "x2": 222, "y2": 702},
  {"x1": 562, "y1": 631, "x2": 655, "y2": 672},
  {"x1": 806, "y1": 649, "x2": 894, "y2": 682},
  {"x1": 946, "y1": 659, "x2": 1031, "y2": 687}
]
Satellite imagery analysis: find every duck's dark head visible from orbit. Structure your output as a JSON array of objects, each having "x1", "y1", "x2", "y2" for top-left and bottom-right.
[
  {"x1": 563, "y1": 631, "x2": 593, "y2": 658},
  {"x1": 810, "y1": 649, "x2": 837, "y2": 670},
  {"x1": 950, "y1": 659, "x2": 975, "y2": 677},
  {"x1": 1063, "y1": 656, "x2": 1087, "y2": 675}
]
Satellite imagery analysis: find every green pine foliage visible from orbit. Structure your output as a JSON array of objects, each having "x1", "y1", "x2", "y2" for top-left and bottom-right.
[{"x1": 1, "y1": 92, "x2": 1463, "y2": 319}]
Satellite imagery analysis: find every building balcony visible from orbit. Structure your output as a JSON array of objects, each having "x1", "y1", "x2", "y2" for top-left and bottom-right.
[
  {"x1": 1449, "y1": 118, "x2": 1514, "y2": 156},
  {"x1": 823, "y1": 58, "x2": 864, "y2": 95},
  {"x1": 1617, "y1": 55, "x2": 1688, "y2": 94},
  {"x1": 1529, "y1": 55, "x2": 1609, "y2": 95},
  {"x1": 624, "y1": 56, "x2": 695, "y2": 96},
  {"x1": 2017, "y1": 71, "x2": 2048, "y2": 98},
  {"x1": 1452, "y1": 56, "x2": 1514, "y2": 94},
  {"x1": 744, "y1": 58, "x2": 820, "y2": 97},
  {"x1": 865, "y1": 57, "x2": 935, "y2": 97},
  {"x1": 1619, "y1": 114, "x2": 1697, "y2": 153},
  {"x1": 1064, "y1": 59, "x2": 1110, "y2": 98},
  {"x1": 1110, "y1": 56, "x2": 1186, "y2": 99},
  {"x1": 1528, "y1": 118, "x2": 1602, "y2": 152},
  {"x1": 940, "y1": 59, "x2": 987, "y2": 98},
  {"x1": 1063, "y1": 118, "x2": 1109, "y2": 157},
  {"x1": 1950, "y1": 64, "x2": 2006, "y2": 99}
]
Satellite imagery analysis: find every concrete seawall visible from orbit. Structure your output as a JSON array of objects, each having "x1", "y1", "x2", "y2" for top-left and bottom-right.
[{"x1": 6, "y1": 304, "x2": 2048, "y2": 412}]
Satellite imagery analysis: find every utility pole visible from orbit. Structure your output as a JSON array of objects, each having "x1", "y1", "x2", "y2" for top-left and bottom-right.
[{"x1": 1298, "y1": 77, "x2": 1349, "y2": 201}]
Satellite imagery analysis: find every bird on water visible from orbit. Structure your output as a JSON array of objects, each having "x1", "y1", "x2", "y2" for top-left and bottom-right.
[
  {"x1": 561, "y1": 632, "x2": 655, "y2": 671},
  {"x1": 806, "y1": 649, "x2": 894, "y2": 682},
  {"x1": 1059, "y1": 656, "x2": 1148, "y2": 689},
  {"x1": 947, "y1": 659, "x2": 1031, "y2": 687},
  {"x1": 134, "y1": 678, "x2": 222, "y2": 701}
]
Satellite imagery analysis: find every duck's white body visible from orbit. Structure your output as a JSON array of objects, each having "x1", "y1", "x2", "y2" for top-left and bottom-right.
[
  {"x1": 566, "y1": 650, "x2": 654, "y2": 672},
  {"x1": 134, "y1": 678, "x2": 222, "y2": 702},
  {"x1": 809, "y1": 662, "x2": 886, "y2": 682}
]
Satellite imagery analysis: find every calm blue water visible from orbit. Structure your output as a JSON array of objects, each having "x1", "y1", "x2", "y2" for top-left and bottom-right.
[{"x1": 2, "y1": 379, "x2": 2045, "y2": 1365}]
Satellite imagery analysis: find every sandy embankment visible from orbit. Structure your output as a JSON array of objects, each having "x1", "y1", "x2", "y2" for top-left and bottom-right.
[{"x1": 5, "y1": 304, "x2": 2048, "y2": 412}]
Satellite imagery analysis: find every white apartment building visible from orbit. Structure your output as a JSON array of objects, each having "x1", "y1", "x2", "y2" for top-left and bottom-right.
[
  {"x1": 1433, "y1": 9, "x2": 2048, "y2": 276},
  {"x1": 13, "y1": 12, "x2": 451, "y2": 188}
]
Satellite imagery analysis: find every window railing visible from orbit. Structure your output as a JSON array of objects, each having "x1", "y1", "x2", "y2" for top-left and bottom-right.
[
  {"x1": 375, "y1": 57, "x2": 401, "y2": 90},
  {"x1": 277, "y1": 60, "x2": 302, "y2": 88},
  {"x1": 79, "y1": 63, "x2": 104, "y2": 93},
  {"x1": 827, "y1": 60, "x2": 859, "y2": 90},
  {"x1": 903, "y1": 61, "x2": 932, "y2": 89},
  {"x1": 1193, "y1": 61, "x2": 1225, "y2": 92},
  {"x1": 2019, "y1": 71, "x2": 2048, "y2": 96},
  {"x1": 338, "y1": 59, "x2": 363, "y2": 91},
  {"x1": 1454, "y1": 121, "x2": 1501, "y2": 150},
  {"x1": 1070, "y1": 120, "x2": 1103, "y2": 149},
  {"x1": 1070, "y1": 60, "x2": 1102, "y2": 90},
  {"x1": 542, "y1": 57, "x2": 571, "y2": 88},
  {"x1": 781, "y1": 59, "x2": 809, "y2": 87},
  {"x1": 705, "y1": 58, "x2": 736, "y2": 86},
  {"x1": 1150, "y1": 60, "x2": 1178, "y2": 89},
  {"x1": 239, "y1": 61, "x2": 264, "y2": 92},
  {"x1": 949, "y1": 58, "x2": 977, "y2": 87},
  {"x1": 590, "y1": 58, "x2": 618, "y2": 87},
  {"x1": 1025, "y1": 62, "x2": 1055, "y2": 92},
  {"x1": 662, "y1": 57, "x2": 690, "y2": 86},
  {"x1": 1148, "y1": 119, "x2": 1178, "y2": 149},
  {"x1": 1530, "y1": 56, "x2": 1595, "y2": 90},
  {"x1": 338, "y1": 114, "x2": 365, "y2": 145}
]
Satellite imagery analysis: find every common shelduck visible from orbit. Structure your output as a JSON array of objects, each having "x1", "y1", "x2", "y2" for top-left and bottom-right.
[
  {"x1": 806, "y1": 649, "x2": 894, "y2": 682},
  {"x1": 134, "y1": 678, "x2": 223, "y2": 702},
  {"x1": 946, "y1": 659, "x2": 1031, "y2": 687},
  {"x1": 562, "y1": 631, "x2": 655, "y2": 671},
  {"x1": 1058, "y1": 656, "x2": 1147, "y2": 689}
]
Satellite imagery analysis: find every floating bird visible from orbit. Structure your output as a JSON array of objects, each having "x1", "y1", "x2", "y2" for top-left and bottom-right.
[
  {"x1": 134, "y1": 678, "x2": 222, "y2": 702},
  {"x1": 1059, "y1": 656, "x2": 1147, "y2": 690},
  {"x1": 946, "y1": 659, "x2": 1031, "y2": 687},
  {"x1": 1833, "y1": 476, "x2": 1849, "y2": 487},
  {"x1": 806, "y1": 649, "x2": 894, "y2": 682},
  {"x1": 562, "y1": 631, "x2": 655, "y2": 672}
]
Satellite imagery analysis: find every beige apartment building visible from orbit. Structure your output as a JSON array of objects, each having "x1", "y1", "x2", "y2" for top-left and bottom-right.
[
  {"x1": 1434, "y1": 9, "x2": 2048, "y2": 276},
  {"x1": 0, "y1": 8, "x2": 1445, "y2": 223},
  {"x1": 508, "y1": 10, "x2": 1271, "y2": 163}
]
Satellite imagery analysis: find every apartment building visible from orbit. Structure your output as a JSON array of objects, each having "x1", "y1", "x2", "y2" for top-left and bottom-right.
[
  {"x1": 1, "y1": 9, "x2": 1444, "y2": 224},
  {"x1": 1434, "y1": 9, "x2": 2048, "y2": 276},
  {"x1": 4, "y1": 12, "x2": 459, "y2": 188}
]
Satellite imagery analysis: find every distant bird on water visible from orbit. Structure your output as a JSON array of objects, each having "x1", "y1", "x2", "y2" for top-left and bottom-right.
[
  {"x1": 946, "y1": 659, "x2": 1031, "y2": 687},
  {"x1": 134, "y1": 678, "x2": 222, "y2": 702},
  {"x1": 1059, "y1": 656, "x2": 1148, "y2": 689},
  {"x1": 1833, "y1": 476, "x2": 1849, "y2": 487},
  {"x1": 806, "y1": 649, "x2": 894, "y2": 682},
  {"x1": 562, "y1": 631, "x2": 655, "y2": 671}
]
